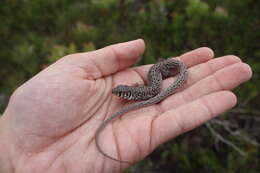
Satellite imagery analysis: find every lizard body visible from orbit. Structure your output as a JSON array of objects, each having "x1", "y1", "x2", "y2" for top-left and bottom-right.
[{"x1": 95, "y1": 58, "x2": 188, "y2": 163}]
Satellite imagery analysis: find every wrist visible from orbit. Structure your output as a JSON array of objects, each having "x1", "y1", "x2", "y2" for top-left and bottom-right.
[{"x1": 0, "y1": 113, "x2": 14, "y2": 173}]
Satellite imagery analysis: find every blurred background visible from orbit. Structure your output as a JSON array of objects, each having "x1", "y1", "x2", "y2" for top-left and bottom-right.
[{"x1": 0, "y1": 0, "x2": 259, "y2": 172}]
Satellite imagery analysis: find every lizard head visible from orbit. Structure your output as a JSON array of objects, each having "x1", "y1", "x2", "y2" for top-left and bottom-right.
[{"x1": 112, "y1": 85, "x2": 134, "y2": 100}]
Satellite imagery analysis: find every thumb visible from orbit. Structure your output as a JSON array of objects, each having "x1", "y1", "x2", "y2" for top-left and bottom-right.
[{"x1": 64, "y1": 39, "x2": 145, "y2": 79}]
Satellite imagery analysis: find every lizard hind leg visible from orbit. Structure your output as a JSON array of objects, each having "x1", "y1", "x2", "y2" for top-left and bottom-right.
[
  {"x1": 161, "y1": 67, "x2": 180, "y2": 79},
  {"x1": 157, "y1": 57, "x2": 179, "y2": 79}
]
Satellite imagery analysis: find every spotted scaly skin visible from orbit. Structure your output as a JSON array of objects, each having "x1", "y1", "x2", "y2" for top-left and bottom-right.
[{"x1": 95, "y1": 58, "x2": 188, "y2": 163}]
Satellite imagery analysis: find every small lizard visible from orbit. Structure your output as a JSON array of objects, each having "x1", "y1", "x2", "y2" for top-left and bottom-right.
[{"x1": 95, "y1": 58, "x2": 188, "y2": 163}]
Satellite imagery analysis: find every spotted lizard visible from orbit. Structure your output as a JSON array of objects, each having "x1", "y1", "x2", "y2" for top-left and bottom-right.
[{"x1": 95, "y1": 58, "x2": 188, "y2": 163}]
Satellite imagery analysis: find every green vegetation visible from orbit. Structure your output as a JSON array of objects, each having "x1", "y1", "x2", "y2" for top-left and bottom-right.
[{"x1": 0, "y1": 0, "x2": 259, "y2": 172}]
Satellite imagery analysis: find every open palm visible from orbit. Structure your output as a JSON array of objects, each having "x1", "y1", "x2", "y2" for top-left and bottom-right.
[{"x1": 0, "y1": 39, "x2": 252, "y2": 173}]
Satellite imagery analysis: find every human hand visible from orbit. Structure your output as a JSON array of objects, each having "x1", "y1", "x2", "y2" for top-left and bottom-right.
[{"x1": 0, "y1": 39, "x2": 252, "y2": 173}]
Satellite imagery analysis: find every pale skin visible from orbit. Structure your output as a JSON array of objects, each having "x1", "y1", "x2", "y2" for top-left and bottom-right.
[{"x1": 0, "y1": 39, "x2": 252, "y2": 173}]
